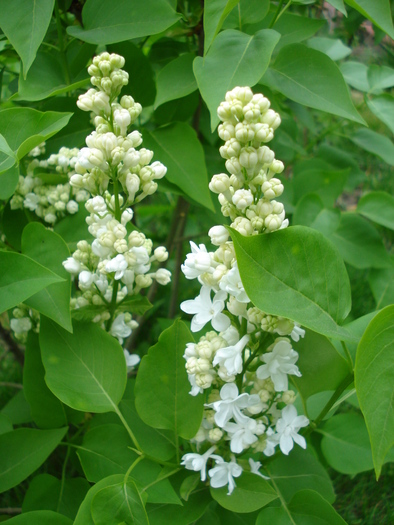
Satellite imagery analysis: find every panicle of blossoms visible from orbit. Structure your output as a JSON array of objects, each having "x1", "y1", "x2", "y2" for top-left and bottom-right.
[
  {"x1": 10, "y1": 146, "x2": 87, "y2": 224},
  {"x1": 62, "y1": 52, "x2": 171, "y2": 358},
  {"x1": 180, "y1": 87, "x2": 309, "y2": 495}
]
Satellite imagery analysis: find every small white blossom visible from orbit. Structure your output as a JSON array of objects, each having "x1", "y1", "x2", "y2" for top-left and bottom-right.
[
  {"x1": 248, "y1": 459, "x2": 270, "y2": 480},
  {"x1": 256, "y1": 339, "x2": 301, "y2": 392},
  {"x1": 212, "y1": 334, "x2": 249, "y2": 377},
  {"x1": 208, "y1": 457, "x2": 243, "y2": 495},
  {"x1": 206, "y1": 382, "x2": 260, "y2": 428},
  {"x1": 181, "y1": 286, "x2": 230, "y2": 333},
  {"x1": 181, "y1": 445, "x2": 220, "y2": 482},
  {"x1": 275, "y1": 404, "x2": 309, "y2": 455},
  {"x1": 105, "y1": 254, "x2": 128, "y2": 280}
]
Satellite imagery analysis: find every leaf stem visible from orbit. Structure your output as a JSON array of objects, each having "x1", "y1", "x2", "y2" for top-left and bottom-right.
[
  {"x1": 57, "y1": 444, "x2": 70, "y2": 512},
  {"x1": 124, "y1": 455, "x2": 145, "y2": 483},
  {"x1": 54, "y1": 0, "x2": 71, "y2": 85},
  {"x1": 341, "y1": 340, "x2": 354, "y2": 370},
  {"x1": 269, "y1": 0, "x2": 292, "y2": 28},
  {"x1": 114, "y1": 405, "x2": 142, "y2": 453},
  {"x1": 308, "y1": 372, "x2": 354, "y2": 431},
  {"x1": 142, "y1": 468, "x2": 181, "y2": 492}
]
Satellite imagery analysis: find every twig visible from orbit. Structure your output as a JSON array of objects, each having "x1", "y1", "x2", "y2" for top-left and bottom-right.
[
  {"x1": 0, "y1": 325, "x2": 24, "y2": 366},
  {"x1": 0, "y1": 382, "x2": 23, "y2": 389},
  {"x1": 0, "y1": 508, "x2": 22, "y2": 515}
]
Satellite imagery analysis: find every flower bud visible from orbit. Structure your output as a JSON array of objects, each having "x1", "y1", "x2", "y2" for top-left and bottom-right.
[{"x1": 208, "y1": 225, "x2": 229, "y2": 246}]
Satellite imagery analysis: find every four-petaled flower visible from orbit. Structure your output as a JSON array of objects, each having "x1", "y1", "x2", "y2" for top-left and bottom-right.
[
  {"x1": 212, "y1": 334, "x2": 250, "y2": 377},
  {"x1": 208, "y1": 457, "x2": 243, "y2": 495},
  {"x1": 275, "y1": 404, "x2": 309, "y2": 455},
  {"x1": 181, "y1": 445, "x2": 220, "y2": 481},
  {"x1": 181, "y1": 285, "x2": 231, "y2": 332},
  {"x1": 256, "y1": 338, "x2": 301, "y2": 391},
  {"x1": 206, "y1": 383, "x2": 260, "y2": 427}
]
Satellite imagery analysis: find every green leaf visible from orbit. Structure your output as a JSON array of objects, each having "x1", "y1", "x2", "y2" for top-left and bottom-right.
[
  {"x1": 0, "y1": 251, "x2": 63, "y2": 314},
  {"x1": 5, "y1": 511, "x2": 72, "y2": 525},
  {"x1": 119, "y1": 383, "x2": 176, "y2": 461},
  {"x1": 0, "y1": 0, "x2": 55, "y2": 77},
  {"x1": 203, "y1": 0, "x2": 240, "y2": 54},
  {"x1": 367, "y1": 65, "x2": 394, "y2": 93},
  {"x1": 262, "y1": 44, "x2": 365, "y2": 124},
  {"x1": 291, "y1": 330, "x2": 350, "y2": 400},
  {"x1": 326, "y1": 0, "x2": 347, "y2": 15},
  {"x1": 307, "y1": 37, "x2": 351, "y2": 61},
  {"x1": 0, "y1": 133, "x2": 17, "y2": 161},
  {"x1": 357, "y1": 191, "x2": 394, "y2": 230},
  {"x1": 350, "y1": 128, "x2": 394, "y2": 166},
  {"x1": 108, "y1": 42, "x2": 156, "y2": 107},
  {"x1": 22, "y1": 474, "x2": 90, "y2": 520},
  {"x1": 0, "y1": 108, "x2": 72, "y2": 160},
  {"x1": 368, "y1": 266, "x2": 394, "y2": 309},
  {"x1": 142, "y1": 122, "x2": 214, "y2": 211},
  {"x1": 224, "y1": 0, "x2": 270, "y2": 28},
  {"x1": 366, "y1": 95, "x2": 394, "y2": 135},
  {"x1": 67, "y1": 0, "x2": 180, "y2": 44},
  {"x1": 23, "y1": 333, "x2": 67, "y2": 429},
  {"x1": 22, "y1": 223, "x2": 72, "y2": 332},
  {"x1": 74, "y1": 475, "x2": 125, "y2": 525},
  {"x1": 292, "y1": 165, "x2": 349, "y2": 207},
  {"x1": 40, "y1": 318, "x2": 127, "y2": 413},
  {"x1": 266, "y1": 448, "x2": 335, "y2": 503},
  {"x1": 0, "y1": 427, "x2": 67, "y2": 493},
  {"x1": 345, "y1": 0, "x2": 394, "y2": 38},
  {"x1": 154, "y1": 53, "x2": 197, "y2": 109},
  {"x1": 91, "y1": 480, "x2": 149, "y2": 525},
  {"x1": 1, "y1": 390, "x2": 32, "y2": 425},
  {"x1": 194, "y1": 28, "x2": 280, "y2": 130},
  {"x1": 135, "y1": 319, "x2": 204, "y2": 439},
  {"x1": 256, "y1": 489, "x2": 347, "y2": 525},
  {"x1": 18, "y1": 51, "x2": 89, "y2": 101},
  {"x1": 146, "y1": 488, "x2": 212, "y2": 525},
  {"x1": 355, "y1": 305, "x2": 394, "y2": 478},
  {"x1": 210, "y1": 472, "x2": 278, "y2": 512},
  {"x1": 0, "y1": 164, "x2": 20, "y2": 200},
  {"x1": 340, "y1": 60, "x2": 369, "y2": 92},
  {"x1": 230, "y1": 226, "x2": 354, "y2": 340},
  {"x1": 327, "y1": 212, "x2": 392, "y2": 269},
  {"x1": 260, "y1": 12, "x2": 325, "y2": 51},
  {"x1": 54, "y1": 207, "x2": 94, "y2": 248},
  {"x1": 77, "y1": 424, "x2": 137, "y2": 482},
  {"x1": 319, "y1": 412, "x2": 394, "y2": 475},
  {"x1": 0, "y1": 414, "x2": 12, "y2": 435}
]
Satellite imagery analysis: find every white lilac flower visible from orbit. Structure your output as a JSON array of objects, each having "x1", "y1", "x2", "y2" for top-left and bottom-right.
[
  {"x1": 63, "y1": 257, "x2": 82, "y2": 275},
  {"x1": 212, "y1": 334, "x2": 249, "y2": 377},
  {"x1": 219, "y1": 264, "x2": 250, "y2": 303},
  {"x1": 275, "y1": 404, "x2": 309, "y2": 455},
  {"x1": 224, "y1": 419, "x2": 265, "y2": 453},
  {"x1": 181, "y1": 445, "x2": 220, "y2": 482},
  {"x1": 262, "y1": 427, "x2": 279, "y2": 457},
  {"x1": 206, "y1": 383, "x2": 260, "y2": 428},
  {"x1": 256, "y1": 339, "x2": 301, "y2": 392},
  {"x1": 181, "y1": 286, "x2": 231, "y2": 333},
  {"x1": 110, "y1": 313, "x2": 133, "y2": 343},
  {"x1": 105, "y1": 254, "x2": 128, "y2": 279},
  {"x1": 248, "y1": 458, "x2": 270, "y2": 480},
  {"x1": 181, "y1": 241, "x2": 214, "y2": 280},
  {"x1": 208, "y1": 457, "x2": 243, "y2": 495},
  {"x1": 290, "y1": 324, "x2": 305, "y2": 342},
  {"x1": 10, "y1": 317, "x2": 32, "y2": 334},
  {"x1": 24, "y1": 193, "x2": 40, "y2": 211},
  {"x1": 123, "y1": 349, "x2": 140, "y2": 368}
]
